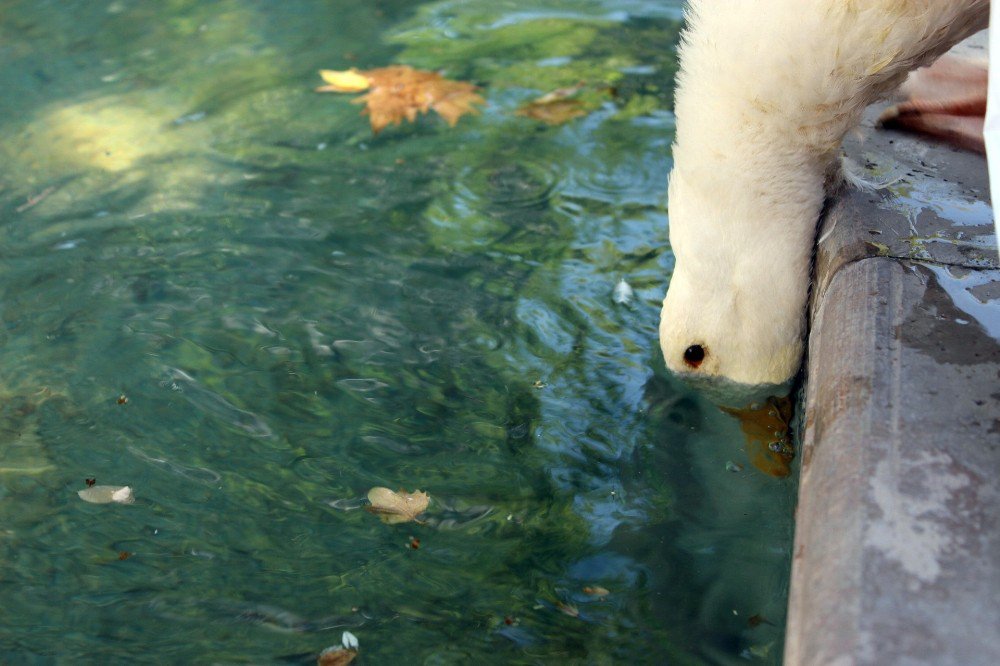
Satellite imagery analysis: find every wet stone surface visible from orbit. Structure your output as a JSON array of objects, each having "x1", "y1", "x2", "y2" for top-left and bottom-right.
[{"x1": 786, "y1": 108, "x2": 1000, "y2": 665}]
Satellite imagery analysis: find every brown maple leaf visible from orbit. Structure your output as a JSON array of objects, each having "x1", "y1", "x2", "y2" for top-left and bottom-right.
[
  {"x1": 317, "y1": 65, "x2": 483, "y2": 134},
  {"x1": 365, "y1": 487, "x2": 430, "y2": 524}
]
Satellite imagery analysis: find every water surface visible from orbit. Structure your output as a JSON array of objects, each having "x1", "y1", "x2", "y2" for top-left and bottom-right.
[{"x1": 0, "y1": 1, "x2": 794, "y2": 662}]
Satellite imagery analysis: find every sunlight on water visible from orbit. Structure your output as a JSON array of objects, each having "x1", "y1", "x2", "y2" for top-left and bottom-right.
[{"x1": 0, "y1": 1, "x2": 794, "y2": 663}]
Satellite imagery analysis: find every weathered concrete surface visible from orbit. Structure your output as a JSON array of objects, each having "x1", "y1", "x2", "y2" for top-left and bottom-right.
[{"x1": 784, "y1": 106, "x2": 1000, "y2": 665}]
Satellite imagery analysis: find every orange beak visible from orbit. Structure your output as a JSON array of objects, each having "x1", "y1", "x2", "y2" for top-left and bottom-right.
[{"x1": 721, "y1": 396, "x2": 795, "y2": 477}]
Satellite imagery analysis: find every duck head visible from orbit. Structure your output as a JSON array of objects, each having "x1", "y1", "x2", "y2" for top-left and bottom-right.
[
  {"x1": 657, "y1": 164, "x2": 820, "y2": 409},
  {"x1": 658, "y1": 261, "x2": 803, "y2": 407}
]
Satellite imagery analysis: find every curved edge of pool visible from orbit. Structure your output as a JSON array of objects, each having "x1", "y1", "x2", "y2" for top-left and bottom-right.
[{"x1": 786, "y1": 103, "x2": 1000, "y2": 663}]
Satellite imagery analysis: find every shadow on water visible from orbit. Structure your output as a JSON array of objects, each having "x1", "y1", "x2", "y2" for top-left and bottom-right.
[{"x1": 0, "y1": 0, "x2": 794, "y2": 663}]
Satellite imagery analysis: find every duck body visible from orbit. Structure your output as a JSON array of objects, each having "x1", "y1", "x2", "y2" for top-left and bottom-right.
[{"x1": 659, "y1": 0, "x2": 988, "y2": 400}]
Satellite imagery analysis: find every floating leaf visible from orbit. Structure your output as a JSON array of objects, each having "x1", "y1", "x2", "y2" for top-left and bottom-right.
[
  {"x1": 78, "y1": 485, "x2": 135, "y2": 504},
  {"x1": 317, "y1": 65, "x2": 483, "y2": 134},
  {"x1": 316, "y1": 68, "x2": 372, "y2": 93},
  {"x1": 365, "y1": 487, "x2": 429, "y2": 524}
]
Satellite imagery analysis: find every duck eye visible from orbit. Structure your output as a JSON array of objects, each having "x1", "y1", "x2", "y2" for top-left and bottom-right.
[{"x1": 683, "y1": 344, "x2": 705, "y2": 368}]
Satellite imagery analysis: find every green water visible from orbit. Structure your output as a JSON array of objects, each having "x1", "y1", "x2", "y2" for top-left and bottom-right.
[{"x1": 0, "y1": 1, "x2": 795, "y2": 663}]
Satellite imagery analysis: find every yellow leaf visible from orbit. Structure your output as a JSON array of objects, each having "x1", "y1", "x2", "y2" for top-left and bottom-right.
[
  {"x1": 316, "y1": 68, "x2": 372, "y2": 93},
  {"x1": 365, "y1": 487, "x2": 430, "y2": 524}
]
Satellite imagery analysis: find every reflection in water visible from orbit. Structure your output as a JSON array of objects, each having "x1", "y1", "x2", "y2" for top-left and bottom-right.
[
  {"x1": 0, "y1": 0, "x2": 794, "y2": 663},
  {"x1": 723, "y1": 396, "x2": 796, "y2": 478}
]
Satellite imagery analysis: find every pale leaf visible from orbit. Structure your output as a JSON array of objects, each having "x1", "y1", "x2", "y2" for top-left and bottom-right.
[
  {"x1": 365, "y1": 486, "x2": 429, "y2": 524},
  {"x1": 78, "y1": 485, "x2": 135, "y2": 505}
]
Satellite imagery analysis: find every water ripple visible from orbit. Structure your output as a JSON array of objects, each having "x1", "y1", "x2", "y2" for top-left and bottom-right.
[
  {"x1": 335, "y1": 378, "x2": 389, "y2": 393},
  {"x1": 453, "y1": 159, "x2": 559, "y2": 210},
  {"x1": 162, "y1": 367, "x2": 274, "y2": 438},
  {"x1": 563, "y1": 155, "x2": 668, "y2": 206},
  {"x1": 128, "y1": 445, "x2": 222, "y2": 485}
]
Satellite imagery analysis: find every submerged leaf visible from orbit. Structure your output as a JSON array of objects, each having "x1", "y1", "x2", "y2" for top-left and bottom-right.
[
  {"x1": 78, "y1": 485, "x2": 135, "y2": 504},
  {"x1": 516, "y1": 84, "x2": 593, "y2": 125},
  {"x1": 317, "y1": 65, "x2": 483, "y2": 133},
  {"x1": 747, "y1": 613, "x2": 774, "y2": 628},
  {"x1": 516, "y1": 98, "x2": 586, "y2": 125},
  {"x1": 365, "y1": 487, "x2": 430, "y2": 524}
]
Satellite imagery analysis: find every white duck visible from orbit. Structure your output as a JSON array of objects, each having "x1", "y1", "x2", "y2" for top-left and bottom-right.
[{"x1": 659, "y1": 0, "x2": 989, "y2": 404}]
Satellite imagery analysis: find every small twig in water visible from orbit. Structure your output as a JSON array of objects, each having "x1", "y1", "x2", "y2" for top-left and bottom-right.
[{"x1": 16, "y1": 186, "x2": 55, "y2": 213}]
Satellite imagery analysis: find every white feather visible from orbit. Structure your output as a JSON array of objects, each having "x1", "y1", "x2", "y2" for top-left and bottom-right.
[
  {"x1": 613, "y1": 278, "x2": 634, "y2": 305},
  {"x1": 341, "y1": 630, "x2": 359, "y2": 649}
]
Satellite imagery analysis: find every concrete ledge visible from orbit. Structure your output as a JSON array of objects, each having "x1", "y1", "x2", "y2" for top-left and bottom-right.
[{"x1": 785, "y1": 112, "x2": 1000, "y2": 665}]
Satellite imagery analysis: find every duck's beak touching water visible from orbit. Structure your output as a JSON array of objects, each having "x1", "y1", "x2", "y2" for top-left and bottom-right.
[
  {"x1": 661, "y1": 362, "x2": 798, "y2": 478},
  {"x1": 659, "y1": 252, "x2": 801, "y2": 477}
]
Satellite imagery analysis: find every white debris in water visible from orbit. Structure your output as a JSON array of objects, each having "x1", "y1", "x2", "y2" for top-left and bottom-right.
[
  {"x1": 613, "y1": 278, "x2": 634, "y2": 305},
  {"x1": 342, "y1": 631, "x2": 359, "y2": 649},
  {"x1": 78, "y1": 485, "x2": 135, "y2": 504},
  {"x1": 112, "y1": 486, "x2": 134, "y2": 503}
]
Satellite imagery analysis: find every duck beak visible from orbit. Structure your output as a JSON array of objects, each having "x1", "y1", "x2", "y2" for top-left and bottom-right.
[{"x1": 721, "y1": 396, "x2": 795, "y2": 477}]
